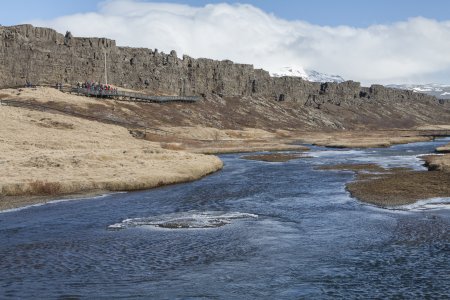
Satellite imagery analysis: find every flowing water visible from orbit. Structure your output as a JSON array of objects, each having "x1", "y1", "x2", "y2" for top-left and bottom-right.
[{"x1": 1, "y1": 138, "x2": 449, "y2": 299}]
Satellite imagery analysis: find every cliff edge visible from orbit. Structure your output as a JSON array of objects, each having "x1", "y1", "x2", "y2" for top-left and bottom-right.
[
  {"x1": 1, "y1": 24, "x2": 449, "y2": 130},
  {"x1": 0, "y1": 24, "x2": 439, "y2": 102}
]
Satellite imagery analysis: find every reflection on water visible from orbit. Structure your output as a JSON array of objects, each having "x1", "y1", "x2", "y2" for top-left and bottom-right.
[{"x1": 0, "y1": 138, "x2": 449, "y2": 299}]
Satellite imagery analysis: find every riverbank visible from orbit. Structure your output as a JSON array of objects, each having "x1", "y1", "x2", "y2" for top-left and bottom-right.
[
  {"x1": 1, "y1": 87, "x2": 449, "y2": 211},
  {"x1": 319, "y1": 149, "x2": 450, "y2": 207},
  {"x1": 0, "y1": 191, "x2": 110, "y2": 213},
  {"x1": 0, "y1": 104, "x2": 223, "y2": 211},
  {"x1": 346, "y1": 167, "x2": 450, "y2": 206},
  {"x1": 436, "y1": 142, "x2": 450, "y2": 154}
]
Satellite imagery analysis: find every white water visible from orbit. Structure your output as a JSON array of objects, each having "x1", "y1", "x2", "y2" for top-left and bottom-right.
[
  {"x1": 390, "y1": 197, "x2": 450, "y2": 212},
  {"x1": 0, "y1": 192, "x2": 124, "y2": 214},
  {"x1": 108, "y1": 211, "x2": 259, "y2": 230}
]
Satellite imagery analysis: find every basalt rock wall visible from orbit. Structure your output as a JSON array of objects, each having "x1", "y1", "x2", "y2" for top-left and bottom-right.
[{"x1": 0, "y1": 24, "x2": 438, "y2": 105}]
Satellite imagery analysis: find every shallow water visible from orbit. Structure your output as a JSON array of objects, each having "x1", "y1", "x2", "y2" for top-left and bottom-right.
[{"x1": 1, "y1": 138, "x2": 449, "y2": 299}]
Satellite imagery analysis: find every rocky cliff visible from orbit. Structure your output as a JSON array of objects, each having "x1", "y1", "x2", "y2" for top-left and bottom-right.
[{"x1": 0, "y1": 24, "x2": 439, "y2": 107}]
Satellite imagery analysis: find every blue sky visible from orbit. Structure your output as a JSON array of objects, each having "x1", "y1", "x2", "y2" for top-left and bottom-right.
[
  {"x1": 2, "y1": 1, "x2": 450, "y2": 84},
  {"x1": 2, "y1": 0, "x2": 449, "y2": 27}
]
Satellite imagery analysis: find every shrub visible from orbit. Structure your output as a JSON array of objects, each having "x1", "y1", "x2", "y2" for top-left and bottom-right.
[{"x1": 29, "y1": 180, "x2": 62, "y2": 195}]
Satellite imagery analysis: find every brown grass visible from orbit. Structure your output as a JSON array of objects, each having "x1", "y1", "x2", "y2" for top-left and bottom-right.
[
  {"x1": 422, "y1": 154, "x2": 450, "y2": 172},
  {"x1": 143, "y1": 132, "x2": 179, "y2": 143},
  {"x1": 29, "y1": 180, "x2": 62, "y2": 195},
  {"x1": 436, "y1": 142, "x2": 450, "y2": 153},
  {"x1": 0, "y1": 86, "x2": 448, "y2": 210},
  {"x1": 302, "y1": 132, "x2": 433, "y2": 148},
  {"x1": 274, "y1": 130, "x2": 294, "y2": 139},
  {"x1": 34, "y1": 118, "x2": 74, "y2": 130},
  {"x1": 1, "y1": 180, "x2": 62, "y2": 196},
  {"x1": 0, "y1": 103, "x2": 223, "y2": 210},
  {"x1": 160, "y1": 142, "x2": 186, "y2": 151},
  {"x1": 347, "y1": 170, "x2": 450, "y2": 206},
  {"x1": 318, "y1": 162, "x2": 450, "y2": 206}
]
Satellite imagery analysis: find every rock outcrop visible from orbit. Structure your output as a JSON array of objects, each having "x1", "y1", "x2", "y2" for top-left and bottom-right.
[{"x1": 0, "y1": 24, "x2": 439, "y2": 107}]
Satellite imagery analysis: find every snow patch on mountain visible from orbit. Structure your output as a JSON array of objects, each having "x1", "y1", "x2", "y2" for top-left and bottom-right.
[
  {"x1": 270, "y1": 66, "x2": 345, "y2": 83},
  {"x1": 386, "y1": 83, "x2": 450, "y2": 99}
]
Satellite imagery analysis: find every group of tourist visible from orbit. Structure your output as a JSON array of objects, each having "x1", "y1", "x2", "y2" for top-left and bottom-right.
[{"x1": 77, "y1": 81, "x2": 118, "y2": 94}]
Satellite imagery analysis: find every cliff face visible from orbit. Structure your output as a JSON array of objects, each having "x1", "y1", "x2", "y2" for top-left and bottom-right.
[{"x1": 0, "y1": 24, "x2": 438, "y2": 106}]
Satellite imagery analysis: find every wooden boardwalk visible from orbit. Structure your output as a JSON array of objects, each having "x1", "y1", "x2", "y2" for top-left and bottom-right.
[{"x1": 71, "y1": 88, "x2": 201, "y2": 103}]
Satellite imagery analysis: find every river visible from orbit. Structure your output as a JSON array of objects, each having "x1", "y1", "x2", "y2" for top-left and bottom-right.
[{"x1": 1, "y1": 138, "x2": 449, "y2": 299}]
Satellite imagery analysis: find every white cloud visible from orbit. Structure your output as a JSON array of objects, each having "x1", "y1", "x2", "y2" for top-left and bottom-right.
[{"x1": 31, "y1": 0, "x2": 450, "y2": 85}]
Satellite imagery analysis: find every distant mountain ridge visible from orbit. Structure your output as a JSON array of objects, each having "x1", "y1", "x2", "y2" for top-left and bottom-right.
[
  {"x1": 270, "y1": 66, "x2": 345, "y2": 83},
  {"x1": 270, "y1": 67, "x2": 450, "y2": 100},
  {"x1": 387, "y1": 83, "x2": 450, "y2": 99}
]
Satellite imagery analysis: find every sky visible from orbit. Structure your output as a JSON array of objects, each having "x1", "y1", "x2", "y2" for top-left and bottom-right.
[{"x1": 1, "y1": 0, "x2": 450, "y2": 85}]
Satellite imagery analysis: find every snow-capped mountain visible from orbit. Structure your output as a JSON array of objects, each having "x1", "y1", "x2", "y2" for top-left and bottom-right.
[
  {"x1": 304, "y1": 70, "x2": 346, "y2": 83},
  {"x1": 386, "y1": 83, "x2": 450, "y2": 99},
  {"x1": 270, "y1": 66, "x2": 345, "y2": 83}
]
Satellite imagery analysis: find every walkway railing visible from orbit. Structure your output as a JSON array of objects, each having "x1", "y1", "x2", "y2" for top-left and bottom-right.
[{"x1": 72, "y1": 88, "x2": 200, "y2": 103}]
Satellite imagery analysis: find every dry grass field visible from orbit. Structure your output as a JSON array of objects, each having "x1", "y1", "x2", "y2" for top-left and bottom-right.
[
  {"x1": 0, "y1": 86, "x2": 449, "y2": 209},
  {"x1": 0, "y1": 100, "x2": 222, "y2": 210}
]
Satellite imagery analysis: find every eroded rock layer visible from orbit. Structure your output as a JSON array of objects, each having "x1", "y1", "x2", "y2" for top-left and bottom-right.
[
  {"x1": 0, "y1": 25, "x2": 438, "y2": 103},
  {"x1": 1, "y1": 24, "x2": 449, "y2": 130}
]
